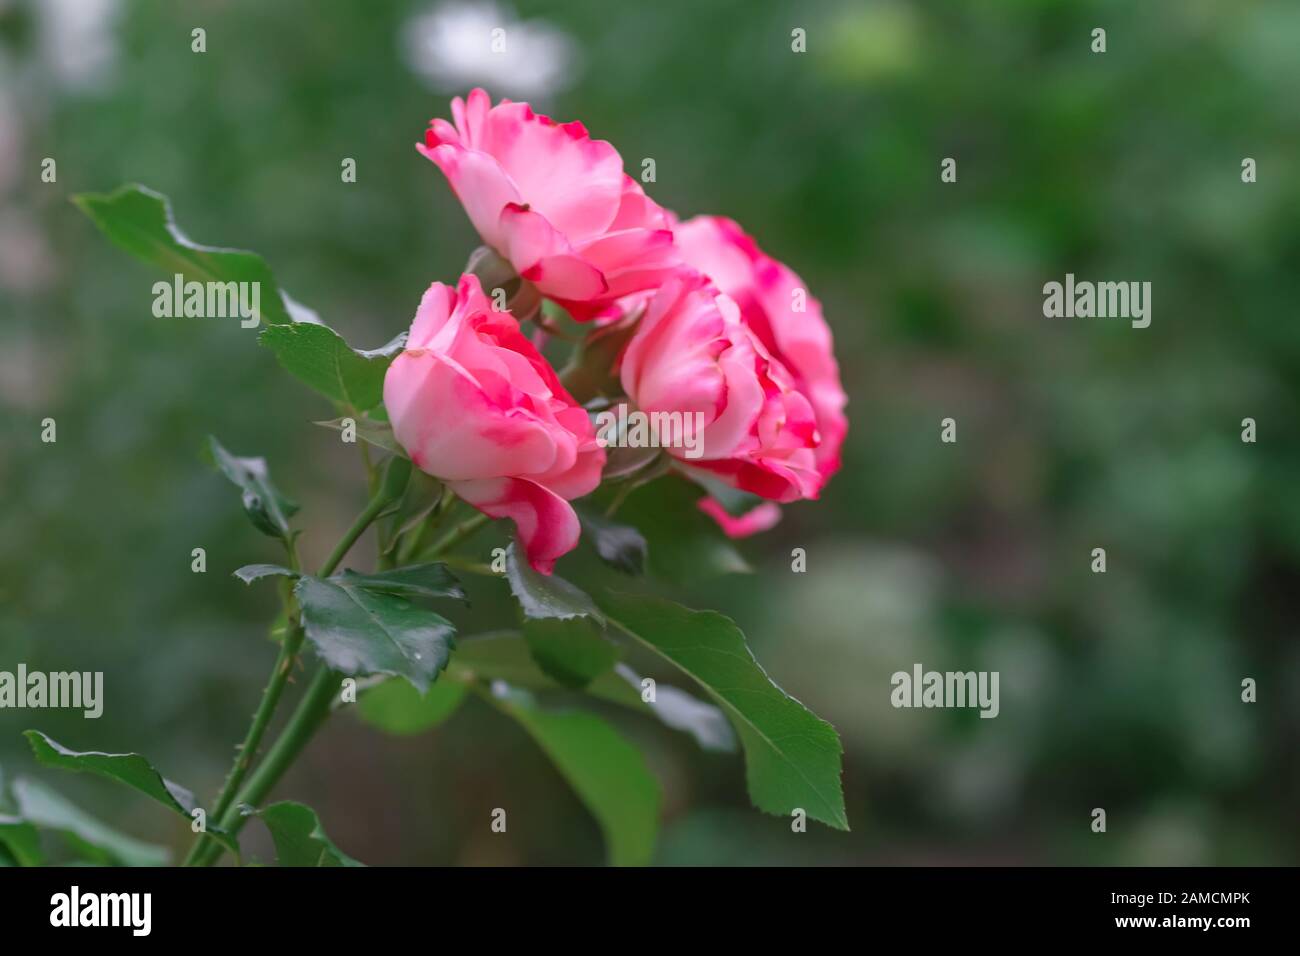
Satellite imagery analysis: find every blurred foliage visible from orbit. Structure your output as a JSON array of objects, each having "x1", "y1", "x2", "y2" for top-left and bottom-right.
[{"x1": 0, "y1": 0, "x2": 1296, "y2": 864}]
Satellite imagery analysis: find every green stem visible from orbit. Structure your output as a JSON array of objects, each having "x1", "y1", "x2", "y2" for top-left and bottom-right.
[
  {"x1": 181, "y1": 538, "x2": 303, "y2": 867},
  {"x1": 190, "y1": 665, "x2": 341, "y2": 867},
  {"x1": 436, "y1": 555, "x2": 495, "y2": 577},
  {"x1": 396, "y1": 487, "x2": 452, "y2": 566},
  {"x1": 185, "y1": 486, "x2": 392, "y2": 867},
  {"x1": 181, "y1": 622, "x2": 305, "y2": 866},
  {"x1": 358, "y1": 440, "x2": 377, "y2": 492},
  {"x1": 319, "y1": 490, "x2": 393, "y2": 577},
  {"x1": 423, "y1": 511, "x2": 491, "y2": 559}
]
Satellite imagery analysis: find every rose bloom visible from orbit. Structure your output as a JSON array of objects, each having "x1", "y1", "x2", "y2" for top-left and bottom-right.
[
  {"x1": 419, "y1": 88, "x2": 678, "y2": 319},
  {"x1": 673, "y1": 215, "x2": 848, "y2": 488},
  {"x1": 619, "y1": 270, "x2": 824, "y2": 506},
  {"x1": 383, "y1": 274, "x2": 604, "y2": 573}
]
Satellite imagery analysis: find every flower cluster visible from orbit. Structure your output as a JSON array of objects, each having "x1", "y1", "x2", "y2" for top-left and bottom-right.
[{"x1": 385, "y1": 88, "x2": 847, "y2": 573}]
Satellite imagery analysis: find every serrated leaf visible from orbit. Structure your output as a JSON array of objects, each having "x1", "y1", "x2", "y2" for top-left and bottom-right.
[
  {"x1": 234, "y1": 563, "x2": 297, "y2": 585},
  {"x1": 24, "y1": 731, "x2": 241, "y2": 855},
  {"x1": 504, "y1": 542, "x2": 603, "y2": 622},
  {"x1": 26, "y1": 731, "x2": 195, "y2": 812},
  {"x1": 523, "y1": 617, "x2": 620, "y2": 689},
  {"x1": 206, "y1": 436, "x2": 298, "y2": 541},
  {"x1": 12, "y1": 777, "x2": 168, "y2": 867},
  {"x1": 72, "y1": 183, "x2": 297, "y2": 326},
  {"x1": 294, "y1": 575, "x2": 455, "y2": 692},
  {"x1": 487, "y1": 685, "x2": 659, "y2": 866},
  {"x1": 612, "y1": 476, "x2": 750, "y2": 581},
  {"x1": 259, "y1": 323, "x2": 403, "y2": 412},
  {"x1": 578, "y1": 509, "x2": 647, "y2": 575},
  {"x1": 598, "y1": 593, "x2": 847, "y2": 830},
  {"x1": 73, "y1": 183, "x2": 392, "y2": 410},
  {"x1": 251, "y1": 801, "x2": 363, "y2": 866},
  {"x1": 314, "y1": 415, "x2": 405, "y2": 455},
  {"x1": 356, "y1": 677, "x2": 468, "y2": 735},
  {"x1": 334, "y1": 563, "x2": 465, "y2": 604}
]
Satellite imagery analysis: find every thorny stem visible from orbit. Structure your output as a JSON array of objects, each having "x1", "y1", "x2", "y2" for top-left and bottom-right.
[
  {"x1": 181, "y1": 623, "x2": 305, "y2": 865},
  {"x1": 184, "y1": 485, "x2": 395, "y2": 866},
  {"x1": 181, "y1": 538, "x2": 305, "y2": 867}
]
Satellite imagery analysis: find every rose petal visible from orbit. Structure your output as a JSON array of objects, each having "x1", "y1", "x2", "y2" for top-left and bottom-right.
[{"x1": 451, "y1": 476, "x2": 582, "y2": 575}]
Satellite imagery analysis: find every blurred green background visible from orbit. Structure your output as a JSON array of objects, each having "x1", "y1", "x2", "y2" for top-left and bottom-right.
[{"x1": 1, "y1": 0, "x2": 1297, "y2": 865}]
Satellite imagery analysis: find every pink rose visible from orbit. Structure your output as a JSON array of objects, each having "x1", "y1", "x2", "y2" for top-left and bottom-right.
[
  {"x1": 674, "y1": 215, "x2": 848, "y2": 486},
  {"x1": 383, "y1": 274, "x2": 604, "y2": 574},
  {"x1": 618, "y1": 271, "x2": 823, "y2": 503},
  {"x1": 419, "y1": 88, "x2": 678, "y2": 320}
]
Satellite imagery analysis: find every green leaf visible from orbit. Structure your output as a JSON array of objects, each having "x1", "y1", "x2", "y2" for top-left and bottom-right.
[
  {"x1": 0, "y1": 814, "x2": 42, "y2": 866},
  {"x1": 611, "y1": 665, "x2": 737, "y2": 753},
  {"x1": 332, "y1": 563, "x2": 466, "y2": 604},
  {"x1": 452, "y1": 631, "x2": 557, "y2": 685},
  {"x1": 453, "y1": 633, "x2": 732, "y2": 750},
  {"x1": 205, "y1": 436, "x2": 298, "y2": 542},
  {"x1": 613, "y1": 476, "x2": 750, "y2": 582},
  {"x1": 24, "y1": 731, "x2": 241, "y2": 854},
  {"x1": 504, "y1": 542, "x2": 604, "y2": 622},
  {"x1": 73, "y1": 183, "x2": 395, "y2": 410},
  {"x1": 452, "y1": 631, "x2": 626, "y2": 704},
  {"x1": 357, "y1": 678, "x2": 469, "y2": 735},
  {"x1": 11, "y1": 777, "x2": 168, "y2": 867},
  {"x1": 251, "y1": 801, "x2": 363, "y2": 866},
  {"x1": 486, "y1": 686, "x2": 659, "y2": 866},
  {"x1": 578, "y1": 508, "x2": 647, "y2": 575},
  {"x1": 72, "y1": 183, "x2": 297, "y2": 326},
  {"x1": 314, "y1": 415, "x2": 406, "y2": 456},
  {"x1": 234, "y1": 563, "x2": 297, "y2": 585},
  {"x1": 598, "y1": 593, "x2": 848, "y2": 830},
  {"x1": 26, "y1": 730, "x2": 194, "y2": 812},
  {"x1": 259, "y1": 322, "x2": 403, "y2": 412},
  {"x1": 294, "y1": 574, "x2": 456, "y2": 692},
  {"x1": 523, "y1": 617, "x2": 620, "y2": 689}
]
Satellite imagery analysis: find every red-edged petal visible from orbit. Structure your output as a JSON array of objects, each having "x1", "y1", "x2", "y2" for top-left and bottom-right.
[
  {"x1": 697, "y1": 497, "x2": 782, "y2": 538},
  {"x1": 417, "y1": 143, "x2": 520, "y2": 250},
  {"x1": 450, "y1": 476, "x2": 582, "y2": 575}
]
